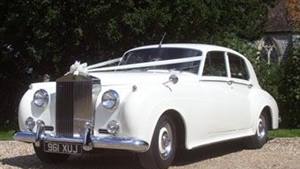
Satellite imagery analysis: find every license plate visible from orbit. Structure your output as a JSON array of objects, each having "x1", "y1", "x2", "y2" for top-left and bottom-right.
[{"x1": 44, "y1": 142, "x2": 82, "y2": 154}]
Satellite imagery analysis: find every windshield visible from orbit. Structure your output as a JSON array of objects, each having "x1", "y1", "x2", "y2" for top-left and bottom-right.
[{"x1": 119, "y1": 48, "x2": 202, "y2": 74}]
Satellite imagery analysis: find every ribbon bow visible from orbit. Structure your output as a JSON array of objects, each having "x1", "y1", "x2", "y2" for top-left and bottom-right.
[{"x1": 66, "y1": 61, "x2": 89, "y2": 76}]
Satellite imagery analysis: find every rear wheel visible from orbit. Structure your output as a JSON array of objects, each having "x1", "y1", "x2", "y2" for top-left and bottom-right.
[
  {"x1": 33, "y1": 144, "x2": 69, "y2": 163},
  {"x1": 138, "y1": 115, "x2": 176, "y2": 169},
  {"x1": 247, "y1": 112, "x2": 269, "y2": 149}
]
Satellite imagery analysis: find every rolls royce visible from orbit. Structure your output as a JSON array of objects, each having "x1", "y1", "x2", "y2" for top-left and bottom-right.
[{"x1": 15, "y1": 44, "x2": 279, "y2": 169}]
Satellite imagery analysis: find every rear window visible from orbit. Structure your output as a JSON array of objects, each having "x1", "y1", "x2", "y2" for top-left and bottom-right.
[{"x1": 228, "y1": 53, "x2": 249, "y2": 80}]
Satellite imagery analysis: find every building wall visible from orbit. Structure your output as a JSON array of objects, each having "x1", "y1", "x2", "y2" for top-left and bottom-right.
[{"x1": 260, "y1": 0, "x2": 300, "y2": 64}]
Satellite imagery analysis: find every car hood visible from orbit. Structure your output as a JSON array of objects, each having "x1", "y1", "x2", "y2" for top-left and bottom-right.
[{"x1": 89, "y1": 71, "x2": 196, "y2": 86}]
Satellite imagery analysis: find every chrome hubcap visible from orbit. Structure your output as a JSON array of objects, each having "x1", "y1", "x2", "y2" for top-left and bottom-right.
[
  {"x1": 158, "y1": 123, "x2": 173, "y2": 160},
  {"x1": 257, "y1": 116, "x2": 266, "y2": 139}
]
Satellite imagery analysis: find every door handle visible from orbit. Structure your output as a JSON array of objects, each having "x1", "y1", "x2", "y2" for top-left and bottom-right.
[
  {"x1": 227, "y1": 80, "x2": 233, "y2": 85},
  {"x1": 248, "y1": 84, "x2": 253, "y2": 88}
]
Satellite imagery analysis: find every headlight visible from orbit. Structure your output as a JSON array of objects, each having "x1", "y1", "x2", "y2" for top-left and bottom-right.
[
  {"x1": 101, "y1": 90, "x2": 119, "y2": 110},
  {"x1": 33, "y1": 89, "x2": 49, "y2": 107}
]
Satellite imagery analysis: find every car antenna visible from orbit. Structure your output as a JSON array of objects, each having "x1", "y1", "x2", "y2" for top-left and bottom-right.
[{"x1": 158, "y1": 32, "x2": 166, "y2": 48}]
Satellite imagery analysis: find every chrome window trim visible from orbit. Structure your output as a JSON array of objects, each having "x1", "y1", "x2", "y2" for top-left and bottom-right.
[{"x1": 226, "y1": 52, "x2": 251, "y2": 81}]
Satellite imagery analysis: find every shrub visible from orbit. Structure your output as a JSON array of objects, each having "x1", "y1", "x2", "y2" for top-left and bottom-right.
[{"x1": 279, "y1": 47, "x2": 300, "y2": 128}]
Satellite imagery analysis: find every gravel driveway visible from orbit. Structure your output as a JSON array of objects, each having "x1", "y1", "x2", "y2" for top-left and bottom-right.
[{"x1": 0, "y1": 138, "x2": 299, "y2": 169}]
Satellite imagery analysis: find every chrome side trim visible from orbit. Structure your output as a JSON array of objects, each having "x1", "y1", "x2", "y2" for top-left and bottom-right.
[{"x1": 200, "y1": 78, "x2": 253, "y2": 88}]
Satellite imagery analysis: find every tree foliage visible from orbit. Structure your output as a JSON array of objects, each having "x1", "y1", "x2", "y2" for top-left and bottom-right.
[
  {"x1": 279, "y1": 47, "x2": 300, "y2": 128},
  {"x1": 0, "y1": 0, "x2": 274, "y2": 126}
]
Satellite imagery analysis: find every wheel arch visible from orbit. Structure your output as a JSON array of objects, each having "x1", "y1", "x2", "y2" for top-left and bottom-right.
[
  {"x1": 250, "y1": 89, "x2": 279, "y2": 130},
  {"x1": 260, "y1": 106, "x2": 272, "y2": 130},
  {"x1": 255, "y1": 100, "x2": 278, "y2": 130},
  {"x1": 161, "y1": 109, "x2": 187, "y2": 150}
]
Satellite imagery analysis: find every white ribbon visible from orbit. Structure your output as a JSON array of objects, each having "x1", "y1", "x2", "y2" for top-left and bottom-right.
[{"x1": 66, "y1": 61, "x2": 89, "y2": 77}]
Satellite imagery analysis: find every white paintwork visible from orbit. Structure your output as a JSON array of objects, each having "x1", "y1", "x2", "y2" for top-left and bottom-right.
[{"x1": 18, "y1": 43, "x2": 279, "y2": 150}]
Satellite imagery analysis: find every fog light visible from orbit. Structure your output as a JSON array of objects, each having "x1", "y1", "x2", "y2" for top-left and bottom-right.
[
  {"x1": 25, "y1": 117, "x2": 35, "y2": 131},
  {"x1": 107, "y1": 120, "x2": 120, "y2": 135}
]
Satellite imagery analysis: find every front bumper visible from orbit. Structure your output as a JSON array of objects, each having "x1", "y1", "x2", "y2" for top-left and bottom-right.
[{"x1": 14, "y1": 120, "x2": 149, "y2": 153}]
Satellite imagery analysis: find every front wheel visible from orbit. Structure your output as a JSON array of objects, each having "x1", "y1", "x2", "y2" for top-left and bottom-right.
[
  {"x1": 33, "y1": 144, "x2": 70, "y2": 163},
  {"x1": 138, "y1": 115, "x2": 176, "y2": 169},
  {"x1": 247, "y1": 112, "x2": 269, "y2": 149}
]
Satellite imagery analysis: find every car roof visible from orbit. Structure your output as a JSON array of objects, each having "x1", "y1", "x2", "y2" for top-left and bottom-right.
[{"x1": 127, "y1": 43, "x2": 244, "y2": 57}]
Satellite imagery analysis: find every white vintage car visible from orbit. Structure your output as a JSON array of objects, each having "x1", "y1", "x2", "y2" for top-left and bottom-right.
[{"x1": 15, "y1": 44, "x2": 279, "y2": 169}]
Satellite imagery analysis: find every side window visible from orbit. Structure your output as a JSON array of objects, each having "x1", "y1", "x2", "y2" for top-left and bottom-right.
[
  {"x1": 203, "y1": 51, "x2": 227, "y2": 77},
  {"x1": 228, "y1": 53, "x2": 249, "y2": 80}
]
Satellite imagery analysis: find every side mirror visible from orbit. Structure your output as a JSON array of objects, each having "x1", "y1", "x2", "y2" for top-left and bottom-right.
[{"x1": 169, "y1": 74, "x2": 179, "y2": 84}]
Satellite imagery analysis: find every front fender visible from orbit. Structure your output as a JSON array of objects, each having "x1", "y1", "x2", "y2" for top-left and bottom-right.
[
  {"x1": 18, "y1": 82, "x2": 56, "y2": 132},
  {"x1": 120, "y1": 84, "x2": 184, "y2": 146}
]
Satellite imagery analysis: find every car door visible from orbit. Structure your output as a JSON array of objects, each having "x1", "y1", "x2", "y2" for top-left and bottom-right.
[
  {"x1": 197, "y1": 51, "x2": 234, "y2": 135},
  {"x1": 226, "y1": 52, "x2": 252, "y2": 130}
]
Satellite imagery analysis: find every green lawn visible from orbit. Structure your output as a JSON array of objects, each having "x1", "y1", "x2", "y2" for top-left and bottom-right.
[
  {"x1": 269, "y1": 129, "x2": 300, "y2": 138},
  {"x1": 0, "y1": 130, "x2": 15, "y2": 140}
]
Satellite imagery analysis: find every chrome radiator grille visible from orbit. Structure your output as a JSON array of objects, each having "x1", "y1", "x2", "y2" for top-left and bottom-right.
[{"x1": 56, "y1": 74, "x2": 93, "y2": 137}]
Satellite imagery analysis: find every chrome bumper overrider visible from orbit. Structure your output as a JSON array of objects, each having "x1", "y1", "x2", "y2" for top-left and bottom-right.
[{"x1": 14, "y1": 120, "x2": 149, "y2": 153}]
